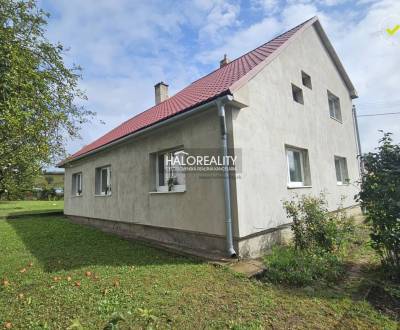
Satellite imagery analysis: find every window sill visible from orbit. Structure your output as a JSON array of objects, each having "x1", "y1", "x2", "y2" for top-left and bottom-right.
[
  {"x1": 330, "y1": 116, "x2": 343, "y2": 124},
  {"x1": 337, "y1": 182, "x2": 350, "y2": 186},
  {"x1": 94, "y1": 194, "x2": 112, "y2": 197},
  {"x1": 149, "y1": 190, "x2": 186, "y2": 195},
  {"x1": 72, "y1": 195, "x2": 83, "y2": 198},
  {"x1": 287, "y1": 185, "x2": 312, "y2": 189}
]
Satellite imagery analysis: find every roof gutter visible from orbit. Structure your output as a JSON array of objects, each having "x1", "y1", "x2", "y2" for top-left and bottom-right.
[{"x1": 60, "y1": 94, "x2": 242, "y2": 167}]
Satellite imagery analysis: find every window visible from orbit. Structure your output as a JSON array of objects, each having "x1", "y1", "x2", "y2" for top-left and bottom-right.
[
  {"x1": 72, "y1": 172, "x2": 82, "y2": 196},
  {"x1": 95, "y1": 166, "x2": 111, "y2": 195},
  {"x1": 286, "y1": 146, "x2": 311, "y2": 187},
  {"x1": 292, "y1": 84, "x2": 304, "y2": 104},
  {"x1": 334, "y1": 156, "x2": 349, "y2": 184},
  {"x1": 328, "y1": 91, "x2": 342, "y2": 121},
  {"x1": 156, "y1": 149, "x2": 186, "y2": 192},
  {"x1": 301, "y1": 71, "x2": 312, "y2": 89}
]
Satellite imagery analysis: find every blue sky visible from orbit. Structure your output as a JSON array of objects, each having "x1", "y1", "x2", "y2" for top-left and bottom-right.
[{"x1": 39, "y1": 0, "x2": 400, "y2": 163}]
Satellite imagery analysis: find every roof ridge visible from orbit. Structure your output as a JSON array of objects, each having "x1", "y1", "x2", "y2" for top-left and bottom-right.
[{"x1": 61, "y1": 16, "x2": 318, "y2": 164}]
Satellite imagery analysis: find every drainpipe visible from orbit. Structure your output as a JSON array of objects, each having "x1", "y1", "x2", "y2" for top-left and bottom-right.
[
  {"x1": 352, "y1": 105, "x2": 363, "y2": 175},
  {"x1": 216, "y1": 96, "x2": 237, "y2": 258}
]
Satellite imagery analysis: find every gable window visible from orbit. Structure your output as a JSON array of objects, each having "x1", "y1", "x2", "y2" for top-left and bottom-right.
[
  {"x1": 334, "y1": 156, "x2": 349, "y2": 184},
  {"x1": 72, "y1": 172, "x2": 82, "y2": 196},
  {"x1": 286, "y1": 146, "x2": 311, "y2": 187},
  {"x1": 291, "y1": 84, "x2": 304, "y2": 104},
  {"x1": 328, "y1": 91, "x2": 342, "y2": 121},
  {"x1": 156, "y1": 149, "x2": 186, "y2": 192},
  {"x1": 301, "y1": 71, "x2": 312, "y2": 89},
  {"x1": 95, "y1": 166, "x2": 111, "y2": 196}
]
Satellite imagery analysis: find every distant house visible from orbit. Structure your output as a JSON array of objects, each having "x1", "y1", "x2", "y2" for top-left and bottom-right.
[{"x1": 59, "y1": 17, "x2": 361, "y2": 258}]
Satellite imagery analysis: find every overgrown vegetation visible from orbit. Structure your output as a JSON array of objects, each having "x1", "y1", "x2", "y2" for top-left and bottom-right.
[
  {"x1": 263, "y1": 194, "x2": 355, "y2": 286},
  {"x1": 357, "y1": 132, "x2": 400, "y2": 280}
]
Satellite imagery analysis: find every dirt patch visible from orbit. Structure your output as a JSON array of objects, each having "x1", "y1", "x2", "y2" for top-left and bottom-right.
[{"x1": 366, "y1": 285, "x2": 400, "y2": 321}]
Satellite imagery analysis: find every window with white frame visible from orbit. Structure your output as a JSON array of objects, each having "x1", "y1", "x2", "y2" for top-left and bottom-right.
[
  {"x1": 95, "y1": 166, "x2": 111, "y2": 195},
  {"x1": 71, "y1": 172, "x2": 82, "y2": 196},
  {"x1": 156, "y1": 149, "x2": 186, "y2": 192},
  {"x1": 334, "y1": 156, "x2": 349, "y2": 184},
  {"x1": 328, "y1": 91, "x2": 342, "y2": 121},
  {"x1": 286, "y1": 146, "x2": 311, "y2": 187}
]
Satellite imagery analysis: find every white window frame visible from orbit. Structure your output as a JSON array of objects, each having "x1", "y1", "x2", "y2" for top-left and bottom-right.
[
  {"x1": 95, "y1": 166, "x2": 111, "y2": 196},
  {"x1": 328, "y1": 91, "x2": 342, "y2": 122},
  {"x1": 334, "y1": 156, "x2": 349, "y2": 185},
  {"x1": 156, "y1": 149, "x2": 186, "y2": 193},
  {"x1": 286, "y1": 147, "x2": 311, "y2": 188},
  {"x1": 72, "y1": 172, "x2": 82, "y2": 196}
]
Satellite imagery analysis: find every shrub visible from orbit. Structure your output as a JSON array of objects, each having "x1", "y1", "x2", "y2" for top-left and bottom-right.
[
  {"x1": 263, "y1": 246, "x2": 344, "y2": 286},
  {"x1": 357, "y1": 132, "x2": 400, "y2": 279},
  {"x1": 283, "y1": 193, "x2": 353, "y2": 253}
]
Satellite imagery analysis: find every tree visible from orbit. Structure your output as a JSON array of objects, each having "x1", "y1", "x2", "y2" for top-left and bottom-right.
[
  {"x1": 0, "y1": 0, "x2": 93, "y2": 198},
  {"x1": 357, "y1": 132, "x2": 400, "y2": 279}
]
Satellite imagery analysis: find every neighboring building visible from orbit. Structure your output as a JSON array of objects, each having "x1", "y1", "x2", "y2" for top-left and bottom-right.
[{"x1": 59, "y1": 17, "x2": 361, "y2": 258}]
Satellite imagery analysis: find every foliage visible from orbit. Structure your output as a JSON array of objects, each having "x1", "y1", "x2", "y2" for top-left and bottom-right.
[
  {"x1": 357, "y1": 132, "x2": 400, "y2": 279},
  {"x1": 0, "y1": 0, "x2": 93, "y2": 197},
  {"x1": 283, "y1": 193, "x2": 354, "y2": 252},
  {"x1": 263, "y1": 246, "x2": 345, "y2": 286}
]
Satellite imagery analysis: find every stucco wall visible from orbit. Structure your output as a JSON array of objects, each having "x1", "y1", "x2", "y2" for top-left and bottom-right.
[
  {"x1": 232, "y1": 25, "x2": 360, "y2": 238},
  {"x1": 64, "y1": 107, "x2": 231, "y2": 237}
]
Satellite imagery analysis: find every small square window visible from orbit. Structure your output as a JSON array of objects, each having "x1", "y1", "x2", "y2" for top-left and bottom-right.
[
  {"x1": 301, "y1": 71, "x2": 312, "y2": 89},
  {"x1": 286, "y1": 146, "x2": 311, "y2": 187},
  {"x1": 292, "y1": 84, "x2": 304, "y2": 105},
  {"x1": 95, "y1": 166, "x2": 111, "y2": 195},
  {"x1": 72, "y1": 172, "x2": 82, "y2": 196},
  {"x1": 328, "y1": 91, "x2": 342, "y2": 121},
  {"x1": 334, "y1": 156, "x2": 349, "y2": 184},
  {"x1": 156, "y1": 149, "x2": 186, "y2": 192}
]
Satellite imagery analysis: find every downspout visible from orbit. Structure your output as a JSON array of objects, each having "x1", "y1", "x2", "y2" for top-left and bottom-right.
[
  {"x1": 352, "y1": 105, "x2": 363, "y2": 175},
  {"x1": 216, "y1": 96, "x2": 237, "y2": 258}
]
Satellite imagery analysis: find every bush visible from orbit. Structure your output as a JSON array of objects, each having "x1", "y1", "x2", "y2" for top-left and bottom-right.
[
  {"x1": 283, "y1": 193, "x2": 354, "y2": 253},
  {"x1": 357, "y1": 133, "x2": 400, "y2": 280},
  {"x1": 263, "y1": 246, "x2": 344, "y2": 286}
]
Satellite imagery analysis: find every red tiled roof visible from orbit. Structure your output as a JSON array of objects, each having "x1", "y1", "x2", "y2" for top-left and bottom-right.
[{"x1": 63, "y1": 17, "x2": 316, "y2": 164}]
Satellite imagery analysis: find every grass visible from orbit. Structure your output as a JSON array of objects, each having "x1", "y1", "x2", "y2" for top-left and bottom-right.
[
  {"x1": 0, "y1": 214, "x2": 398, "y2": 329},
  {"x1": 0, "y1": 200, "x2": 64, "y2": 218}
]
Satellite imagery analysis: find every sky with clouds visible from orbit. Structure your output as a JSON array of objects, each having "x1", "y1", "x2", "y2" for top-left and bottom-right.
[{"x1": 38, "y1": 0, "x2": 400, "y2": 164}]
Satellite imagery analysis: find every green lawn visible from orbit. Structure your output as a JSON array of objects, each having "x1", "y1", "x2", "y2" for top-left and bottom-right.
[
  {"x1": 0, "y1": 200, "x2": 63, "y2": 218},
  {"x1": 0, "y1": 215, "x2": 397, "y2": 329}
]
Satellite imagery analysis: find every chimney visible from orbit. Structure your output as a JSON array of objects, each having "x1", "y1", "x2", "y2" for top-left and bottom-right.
[
  {"x1": 219, "y1": 54, "x2": 230, "y2": 68},
  {"x1": 154, "y1": 82, "x2": 169, "y2": 104}
]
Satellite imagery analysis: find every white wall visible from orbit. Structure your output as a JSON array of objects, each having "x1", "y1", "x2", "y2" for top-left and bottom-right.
[{"x1": 232, "y1": 25, "x2": 360, "y2": 238}]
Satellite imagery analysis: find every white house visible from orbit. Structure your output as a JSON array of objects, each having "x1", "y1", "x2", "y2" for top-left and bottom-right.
[{"x1": 59, "y1": 17, "x2": 361, "y2": 258}]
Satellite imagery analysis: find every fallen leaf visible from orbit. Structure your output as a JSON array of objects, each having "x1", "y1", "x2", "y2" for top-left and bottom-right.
[
  {"x1": 27, "y1": 262, "x2": 33, "y2": 267},
  {"x1": 74, "y1": 281, "x2": 81, "y2": 287},
  {"x1": 66, "y1": 276, "x2": 72, "y2": 282},
  {"x1": 113, "y1": 279, "x2": 120, "y2": 287},
  {"x1": 19, "y1": 268, "x2": 27, "y2": 273},
  {"x1": 53, "y1": 276, "x2": 61, "y2": 282},
  {"x1": 102, "y1": 288, "x2": 109, "y2": 295},
  {"x1": 18, "y1": 293, "x2": 24, "y2": 299},
  {"x1": 4, "y1": 322, "x2": 12, "y2": 329},
  {"x1": 1, "y1": 279, "x2": 10, "y2": 287},
  {"x1": 85, "y1": 271, "x2": 92, "y2": 277}
]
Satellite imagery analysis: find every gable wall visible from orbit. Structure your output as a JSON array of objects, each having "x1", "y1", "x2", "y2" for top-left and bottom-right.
[{"x1": 231, "y1": 25, "x2": 360, "y2": 238}]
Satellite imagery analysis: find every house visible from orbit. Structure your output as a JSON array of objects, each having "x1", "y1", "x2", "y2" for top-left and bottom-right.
[{"x1": 59, "y1": 17, "x2": 361, "y2": 258}]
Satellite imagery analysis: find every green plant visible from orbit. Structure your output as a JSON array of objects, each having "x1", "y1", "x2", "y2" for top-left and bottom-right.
[
  {"x1": 283, "y1": 193, "x2": 353, "y2": 252},
  {"x1": 263, "y1": 246, "x2": 344, "y2": 286},
  {"x1": 357, "y1": 132, "x2": 400, "y2": 280}
]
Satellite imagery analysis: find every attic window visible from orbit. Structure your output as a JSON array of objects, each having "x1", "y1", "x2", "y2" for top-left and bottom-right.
[
  {"x1": 291, "y1": 84, "x2": 304, "y2": 105},
  {"x1": 301, "y1": 71, "x2": 312, "y2": 89}
]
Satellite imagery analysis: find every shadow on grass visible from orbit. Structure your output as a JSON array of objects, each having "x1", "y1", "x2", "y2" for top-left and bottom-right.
[{"x1": 7, "y1": 215, "x2": 196, "y2": 272}]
